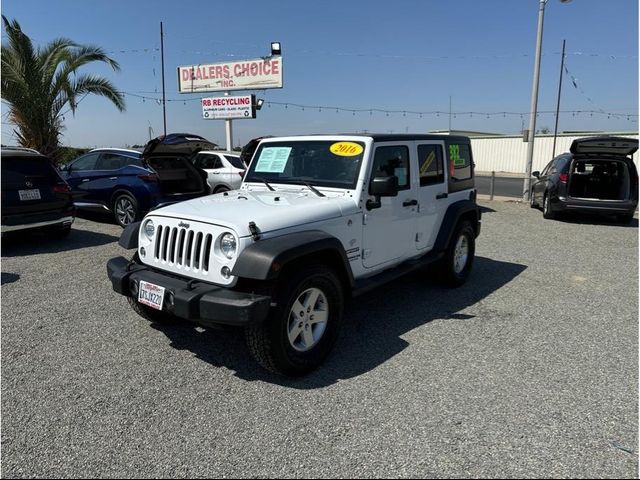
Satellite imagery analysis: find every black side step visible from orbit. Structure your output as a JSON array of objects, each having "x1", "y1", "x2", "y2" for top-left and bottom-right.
[{"x1": 352, "y1": 250, "x2": 444, "y2": 297}]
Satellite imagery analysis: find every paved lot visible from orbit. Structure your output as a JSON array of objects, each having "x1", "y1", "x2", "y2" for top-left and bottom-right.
[{"x1": 2, "y1": 202, "x2": 638, "y2": 478}]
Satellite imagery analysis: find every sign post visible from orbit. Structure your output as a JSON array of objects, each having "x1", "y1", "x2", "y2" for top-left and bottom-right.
[{"x1": 224, "y1": 92, "x2": 233, "y2": 151}]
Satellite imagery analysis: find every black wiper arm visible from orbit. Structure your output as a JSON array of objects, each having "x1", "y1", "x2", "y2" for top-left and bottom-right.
[
  {"x1": 296, "y1": 181, "x2": 325, "y2": 197},
  {"x1": 251, "y1": 176, "x2": 275, "y2": 191}
]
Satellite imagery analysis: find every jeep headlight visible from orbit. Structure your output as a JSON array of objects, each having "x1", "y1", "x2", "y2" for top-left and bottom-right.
[
  {"x1": 220, "y1": 233, "x2": 237, "y2": 259},
  {"x1": 143, "y1": 219, "x2": 155, "y2": 239}
]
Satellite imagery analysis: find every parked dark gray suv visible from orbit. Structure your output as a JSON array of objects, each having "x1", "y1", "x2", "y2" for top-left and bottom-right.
[{"x1": 530, "y1": 136, "x2": 638, "y2": 223}]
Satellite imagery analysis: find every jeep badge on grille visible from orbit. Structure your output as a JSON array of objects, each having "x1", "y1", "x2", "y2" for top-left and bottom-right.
[{"x1": 178, "y1": 222, "x2": 190, "y2": 229}]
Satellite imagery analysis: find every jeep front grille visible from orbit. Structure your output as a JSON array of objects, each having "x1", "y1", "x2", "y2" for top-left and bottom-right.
[{"x1": 154, "y1": 225, "x2": 213, "y2": 272}]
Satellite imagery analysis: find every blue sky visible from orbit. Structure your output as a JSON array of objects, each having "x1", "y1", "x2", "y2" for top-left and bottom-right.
[{"x1": 1, "y1": 0, "x2": 638, "y2": 148}]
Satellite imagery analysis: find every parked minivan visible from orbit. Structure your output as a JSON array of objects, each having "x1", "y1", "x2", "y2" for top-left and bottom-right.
[{"x1": 530, "y1": 136, "x2": 638, "y2": 222}]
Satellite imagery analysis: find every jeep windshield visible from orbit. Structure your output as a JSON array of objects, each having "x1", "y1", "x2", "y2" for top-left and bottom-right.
[{"x1": 243, "y1": 140, "x2": 366, "y2": 189}]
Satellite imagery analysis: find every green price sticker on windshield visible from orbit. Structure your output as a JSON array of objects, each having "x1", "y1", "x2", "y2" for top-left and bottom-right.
[{"x1": 449, "y1": 144, "x2": 465, "y2": 167}]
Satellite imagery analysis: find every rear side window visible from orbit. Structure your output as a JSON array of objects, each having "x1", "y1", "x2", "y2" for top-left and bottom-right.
[
  {"x1": 371, "y1": 145, "x2": 411, "y2": 190},
  {"x1": 417, "y1": 144, "x2": 444, "y2": 186},
  {"x1": 2, "y1": 156, "x2": 59, "y2": 186},
  {"x1": 96, "y1": 153, "x2": 136, "y2": 170},
  {"x1": 448, "y1": 143, "x2": 472, "y2": 181},
  {"x1": 225, "y1": 155, "x2": 245, "y2": 169}
]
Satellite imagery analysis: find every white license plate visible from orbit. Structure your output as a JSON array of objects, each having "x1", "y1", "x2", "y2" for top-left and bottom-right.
[
  {"x1": 138, "y1": 281, "x2": 165, "y2": 310},
  {"x1": 18, "y1": 189, "x2": 41, "y2": 201}
]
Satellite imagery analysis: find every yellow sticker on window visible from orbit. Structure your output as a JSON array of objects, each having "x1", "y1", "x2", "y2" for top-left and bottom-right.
[{"x1": 330, "y1": 142, "x2": 363, "y2": 157}]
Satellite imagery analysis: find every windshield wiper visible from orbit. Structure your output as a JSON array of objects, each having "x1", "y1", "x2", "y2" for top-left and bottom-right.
[
  {"x1": 294, "y1": 181, "x2": 325, "y2": 197},
  {"x1": 251, "y1": 177, "x2": 275, "y2": 191}
]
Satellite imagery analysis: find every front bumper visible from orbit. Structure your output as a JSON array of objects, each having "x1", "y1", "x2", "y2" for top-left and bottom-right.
[{"x1": 107, "y1": 256, "x2": 271, "y2": 327}]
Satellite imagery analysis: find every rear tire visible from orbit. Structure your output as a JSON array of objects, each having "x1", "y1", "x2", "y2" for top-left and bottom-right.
[
  {"x1": 245, "y1": 265, "x2": 344, "y2": 376},
  {"x1": 214, "y1": 185, "x2": 230, "y2": 193},
  {"x1": 127, "y1": 296, "x2": 177, "y2": 324},
  {"x1": 438, "y1": 220, "x2": 475, "y2": 288},
  {"x1": 113, "y1": 193, "x2": 141, "y2": 228},
  {"x1": 542, "y1": 193, "x2": 556, "y2": 220}
]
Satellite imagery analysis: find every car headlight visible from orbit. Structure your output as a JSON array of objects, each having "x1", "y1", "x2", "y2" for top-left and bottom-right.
[
  {"x1": 220, "y1": 233, "x2": 237, "y2": 259},
  {"x1": 143, "y1": 220, "x2": 155, "y2": 239}
]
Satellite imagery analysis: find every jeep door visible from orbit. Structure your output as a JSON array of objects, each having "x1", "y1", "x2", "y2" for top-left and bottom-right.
[
  {"x1": 362, "y1": 142, "x2": 418, "y2": 269},
  {"x1": 414, "y1": 141, "x2": 448, "y2": 250}
]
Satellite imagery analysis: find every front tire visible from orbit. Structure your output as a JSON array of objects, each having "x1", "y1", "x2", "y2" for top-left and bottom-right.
[
  {"x1": 245, "y1": 266, "x2": 344, "y2": 376},
  {"x1": 127, "y1": 296, "x2": 177, "y2": 324},
  {"x1": 542, "y1": 193, "x2": 556, "y2": 219},
  {"x1": 530, "y1": 189, "x2": 539, "y2": 208},
  {"x1": 439, "y1": 220, "x2": 475, "y2": 288}
]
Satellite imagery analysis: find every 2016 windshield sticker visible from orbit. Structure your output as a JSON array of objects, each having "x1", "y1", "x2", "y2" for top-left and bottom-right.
[
  {"x1": 449, "y1": 144, "x2": 465, "y2": 167},
  {"x1": 330, "y1": 142, "x2": 363, "y2": 157},
  {"x1": 254, "y1": 147, "x2": 292, "y2": 173}
]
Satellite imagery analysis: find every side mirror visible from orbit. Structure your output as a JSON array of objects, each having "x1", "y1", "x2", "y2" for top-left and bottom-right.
[
  {"x1": 367, "y1": 175, "x2": 399, "y2": 210},
  {"x1": 532, "y1": 171, "x2": 540, "y2": 178}
]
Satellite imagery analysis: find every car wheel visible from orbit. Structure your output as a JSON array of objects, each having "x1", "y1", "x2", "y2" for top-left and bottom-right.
[
  {"x1": 438, "y1": 220, "x2": 475, "y2": 288},
  {"x1": 214, "y1": 185, "x2": 230, "y2": 193},
  {"x1": 113, "y1": 193, "x2": 140, "y2": 228},
  {"x1": 127, "y1": 296, "x2": 177, "y2": 324},
  {"x1": 245, "y1": 265, "x2": 344, "y2": 376},
  {"x1": 542, "y1": 193, "x2": 556, "y2": 220},
  {"x1": 530, "y1": 189, "x2": 539, "y2": 208}
]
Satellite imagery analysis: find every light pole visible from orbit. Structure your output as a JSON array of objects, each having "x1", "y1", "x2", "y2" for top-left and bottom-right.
[{"x1": 523, "y1": 0, "x2": 572, "y2": 201}]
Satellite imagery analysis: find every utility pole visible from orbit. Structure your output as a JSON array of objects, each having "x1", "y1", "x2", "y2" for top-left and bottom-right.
[
  {"x1": 449, "y1": 95, "x2": 452, "y2": 132},
  {"x1": 160, "y1": 22, "x2": 167, "y2": 136},
  {"x1": 552, "y1": 39, "x2": 566, "y2": 158},
  {"x1": 224, "y1": 91, "x2": 233, "y2": 151}
]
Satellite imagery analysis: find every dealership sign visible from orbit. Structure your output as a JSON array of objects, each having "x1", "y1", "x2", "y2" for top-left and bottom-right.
[
  {"x1": 202, "y1": 95, "x2": 256, "y2": 120},
  {"x1": 178, "y1": 57, "x2": 283, "y2": 93}
]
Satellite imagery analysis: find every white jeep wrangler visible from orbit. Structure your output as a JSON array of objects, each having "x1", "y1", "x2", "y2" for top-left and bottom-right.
[{"x1": 107, "y1": 134, "x2": 481, "y2": 375}]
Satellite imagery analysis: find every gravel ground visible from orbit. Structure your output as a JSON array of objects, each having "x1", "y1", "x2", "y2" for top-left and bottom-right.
[{"x1": 1, "y1": 202, "x2": 638, "y2": 478}]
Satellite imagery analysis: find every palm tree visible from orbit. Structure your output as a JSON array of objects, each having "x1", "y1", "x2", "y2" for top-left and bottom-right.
[{"x1": 1, "y1": 16, "x2": 125, "y2": 162}]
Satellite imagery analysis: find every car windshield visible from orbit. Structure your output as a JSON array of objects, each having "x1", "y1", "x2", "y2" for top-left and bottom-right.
[{"x1": 244, "y1": 140, "x2": 366, "y2": 189}]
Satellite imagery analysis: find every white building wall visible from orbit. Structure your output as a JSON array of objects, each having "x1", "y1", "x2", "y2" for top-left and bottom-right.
[{"x1": 471, "y1": 133, "x2": 638, "y2": 174}]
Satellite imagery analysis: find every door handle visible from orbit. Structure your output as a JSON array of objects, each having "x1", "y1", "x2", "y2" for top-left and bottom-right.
[
  {"x1": 402, "y1": 199, "x2": 418, "y2": 207},
  {"x1": 109, "y1": 177, "x2": 117, "y2": 180},
  {"x1": 81, "y1": 179, "x2": 90, "y2": 182},
  {"x1": 436, "y1": 193, "x2": 448, "y2": 199}
]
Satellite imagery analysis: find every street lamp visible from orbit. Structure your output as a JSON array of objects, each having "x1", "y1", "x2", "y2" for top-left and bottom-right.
[{"x1": 523, "y1": 0, "x2": 572, "y2": 202}]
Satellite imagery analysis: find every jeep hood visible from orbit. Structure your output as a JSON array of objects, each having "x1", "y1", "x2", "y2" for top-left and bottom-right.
[{"x1": 149, "y1": 189, "x2": 358, "y2": 237}]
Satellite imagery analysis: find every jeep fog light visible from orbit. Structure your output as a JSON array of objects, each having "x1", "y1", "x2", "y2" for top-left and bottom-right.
[
  {"x1": 221, "y1": 266, "x2": 231, "y2": 279},
  {"x1": 143, "y1": 220, "x2": 155, "y2": 239},
  {"x1": 220, "y1": 233, "x2": 237, "y2": 259}
]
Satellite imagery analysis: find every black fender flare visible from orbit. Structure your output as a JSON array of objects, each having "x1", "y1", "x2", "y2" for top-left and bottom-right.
[
  {"x1": 433, "y1": 200, "x2": 481, "y2": 252},
  {"x1": 119, "y1": 221, "x2": 141, "y2": 249},
  {"x1": 231, "y1": 230, "x2": 355, "y2": 287}
]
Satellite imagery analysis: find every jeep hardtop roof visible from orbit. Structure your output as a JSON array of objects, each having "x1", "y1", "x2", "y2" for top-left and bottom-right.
[{"x1": 259, "y1": 133, "x2": 470, "y2": 143}]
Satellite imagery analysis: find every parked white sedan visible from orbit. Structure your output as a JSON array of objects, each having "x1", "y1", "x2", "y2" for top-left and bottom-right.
[{"x1": 192, "y1": 151, "x2": 246, "y2": 193}]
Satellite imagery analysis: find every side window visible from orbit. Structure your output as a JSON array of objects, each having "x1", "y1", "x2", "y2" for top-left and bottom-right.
[
  {"x1": 370, "y1": 145, "x2": 410, "y2": 190},
  {"x1": 541, "y1": 160, "x2": 554, "y2": 176},
  {"x1": 96, "y1": 153, "x2": 129, "y2": 170},
  {"x1": 197, "y1": 155, "x2": 224, "y2": 170},
  {"x1": 71, "y1": 153, "x2": 100, "y2": 171},
  {"x1": 447, "y1": 143, "x2": 472, "y2": 181},
  {"x1": 417, "y1": 144, "x2": 444, "y2": 186}
]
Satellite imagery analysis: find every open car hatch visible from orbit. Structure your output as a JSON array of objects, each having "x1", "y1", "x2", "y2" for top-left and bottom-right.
[{"x1": 570, "y1": 136, "x2": 638, "y2": 157}]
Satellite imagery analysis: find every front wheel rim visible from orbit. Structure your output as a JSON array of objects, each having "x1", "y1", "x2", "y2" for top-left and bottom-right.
[
  {"x1": 453, "y1": 235, "x2": 469, "y2": 274},
  {"x1": 116, "y1": 197, "x2": 136, "y2": 225},
  {"x1": 287, "y1": 287, "x2": 329, "y2": 352}
]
